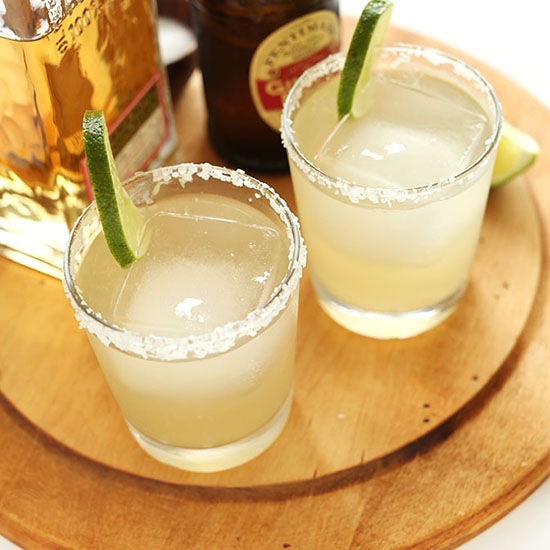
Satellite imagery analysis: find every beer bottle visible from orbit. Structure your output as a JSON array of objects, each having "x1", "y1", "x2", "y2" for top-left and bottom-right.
[{"x1": 190, "y1": 0, "x2": 340, "y2": 173}]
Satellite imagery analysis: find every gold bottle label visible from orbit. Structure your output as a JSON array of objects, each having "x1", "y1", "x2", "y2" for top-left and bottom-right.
[{"x1": 249, "y1": 9, "x2": 340, "y2": 131}]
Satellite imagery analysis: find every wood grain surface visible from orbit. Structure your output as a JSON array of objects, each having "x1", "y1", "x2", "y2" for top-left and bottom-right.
[
  {"x1": 0, "y1": 73, "x2": 542, "y2": 488},
  {"x1": 0, "y1": 24, "x2": 548, "y2": 550}
]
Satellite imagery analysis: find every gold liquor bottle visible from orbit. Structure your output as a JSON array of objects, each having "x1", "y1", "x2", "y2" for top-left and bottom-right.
[{"x1": 0, "y1": 0, "x2": 179, "y2": 277}]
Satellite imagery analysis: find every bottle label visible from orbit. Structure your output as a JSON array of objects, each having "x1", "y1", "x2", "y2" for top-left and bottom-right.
[
  {"x1": 249, "y1": 9, "x2": 340, "y2": 131},
  {"x1": 81, "y1": 71, "x2": 170, "y2": 201}
]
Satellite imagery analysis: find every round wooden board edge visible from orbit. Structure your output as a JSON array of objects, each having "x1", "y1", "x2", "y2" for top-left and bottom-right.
[{"x1": 0, "y1": 22, "x2": 549, "y2": 550}]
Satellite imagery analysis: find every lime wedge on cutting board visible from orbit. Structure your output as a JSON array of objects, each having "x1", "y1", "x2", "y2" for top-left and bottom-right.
[
  {"x1": 82, "y1": 110, "x2": 148, "y2": 267},
  {"x1": 491, "y1": 121, "x2": 540, "y2": 187},
  {"x1": 337, "y1": 0, "x2": 393, "y2": 120}
]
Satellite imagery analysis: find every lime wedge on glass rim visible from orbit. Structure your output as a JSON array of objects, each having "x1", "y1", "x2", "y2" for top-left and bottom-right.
[
  {"x1": 337, "y1": 1, "x2": 539, "y2": 189},
  {"x1": 337, "y1": 0, "x2": 393, "y2": 120},
  {"x1": 82, "y1": 110, "x2": 149, "y2": 268},
  {"x1": 491, "y1": 121, "x2": 540, "y2": 187}
]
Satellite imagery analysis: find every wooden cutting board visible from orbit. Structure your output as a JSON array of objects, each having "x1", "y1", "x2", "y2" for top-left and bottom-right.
[{"x1": 0, "y1": 25, "x2": 548, "y2": 549}]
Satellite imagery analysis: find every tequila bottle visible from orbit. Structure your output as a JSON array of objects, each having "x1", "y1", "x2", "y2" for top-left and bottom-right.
[{"x1": 0, "y1": 0, "x2": 178, "y2": 277}]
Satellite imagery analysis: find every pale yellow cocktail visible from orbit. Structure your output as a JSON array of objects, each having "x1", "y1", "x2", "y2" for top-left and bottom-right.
[
  {"x1": 282, "y1": 46, "x2": 501, "y2": 338},
  {"x1": 64, "y1": 164, "x2": 305, "y2": 472}
]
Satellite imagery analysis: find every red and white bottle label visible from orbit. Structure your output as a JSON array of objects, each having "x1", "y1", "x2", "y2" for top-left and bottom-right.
[
  {"x1": 249, "y1": 10, "x2": 340, "y2": 131},
  {"x1": 81, "y1": 71, "x2": 170, "y2": 202}
]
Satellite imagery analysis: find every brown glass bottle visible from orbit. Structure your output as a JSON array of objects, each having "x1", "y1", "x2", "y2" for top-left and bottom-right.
[{"x1": 190, "y1": 0, "x2": 340, "y2": 173}]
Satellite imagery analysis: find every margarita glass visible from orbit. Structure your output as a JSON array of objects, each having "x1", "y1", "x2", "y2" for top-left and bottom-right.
[
  {"x1": 63, "y1": 163, "x2": 306, "y2": 472},
  {"x1": 282, "y1": 45, "x2": 501, "y2": 339}
]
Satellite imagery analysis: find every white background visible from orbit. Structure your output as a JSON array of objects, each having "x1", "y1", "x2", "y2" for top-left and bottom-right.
[
  {"x1": 344, "y1": 0, "x2": 549, "y2": 109},
  {"x1": 1, "y1": 1, "x2": 548, "y2": 548}
]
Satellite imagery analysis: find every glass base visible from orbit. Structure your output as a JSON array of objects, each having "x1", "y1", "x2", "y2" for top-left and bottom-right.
[
  {"x1": 313, "y1": 279, "x2": 465, "y2": 339},
  {"x1": 127, "y1": 391, "x2": 293, "y2": 473}
]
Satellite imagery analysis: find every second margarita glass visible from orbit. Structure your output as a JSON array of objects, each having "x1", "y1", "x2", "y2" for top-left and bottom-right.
[{"x1": 282, "y1": 45, "x2": 501, "y2": 339}]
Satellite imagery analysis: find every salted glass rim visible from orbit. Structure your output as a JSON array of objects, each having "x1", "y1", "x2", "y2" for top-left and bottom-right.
[
  {"x1": 63, "y1": 163, "x2": 306, "y2": 361},
  {"x1": 281, "y1": 44, "x2": 503, "y2": 205}
]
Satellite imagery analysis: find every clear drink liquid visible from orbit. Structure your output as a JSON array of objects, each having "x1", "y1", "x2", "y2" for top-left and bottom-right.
[
  {"x1": 79, "y1": 194, "x2": 287, "y2": 337},
  {"x1": 311, "y1": 72, "x2": 491, "y2": 190}
]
